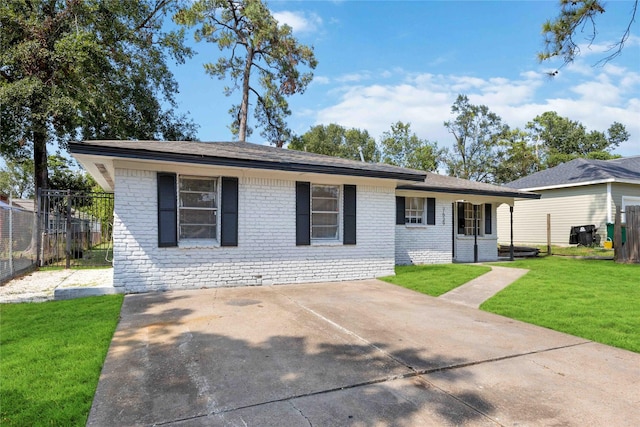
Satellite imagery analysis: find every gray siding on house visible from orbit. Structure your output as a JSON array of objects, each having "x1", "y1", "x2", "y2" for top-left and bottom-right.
[{"x1": 497, "y1": 184, "x2": 609, "y2": 246}]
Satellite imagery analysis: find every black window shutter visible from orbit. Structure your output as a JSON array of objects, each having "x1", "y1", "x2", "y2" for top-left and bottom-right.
[
  {"x1": 221, "y1": 177, "x2": 239, "y2": 246},
  {"x1": 343, "y1": 185, "x2": 356, "y2": 245},
  {"x1": 457, "y1": 202, "x2": 465, "y2": 234},
  {"x1": 426, "y1": 197, "x2": 436, "y2": 225},
  {"x1": 396, "y1": 196, "x2": 405, "y2": 225},
  {"x1": 296, "y1": 182, "x2": 311, "y2": 245},
  {"x1": 157, "y1": 173, "x2": 177, "y2": 247},
  {"x1": 484, "y1": 203, "x2": 492, "y2": 235}
]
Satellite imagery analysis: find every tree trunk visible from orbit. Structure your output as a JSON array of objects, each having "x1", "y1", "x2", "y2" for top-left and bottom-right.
[
  {"x1": 33, "y1": 124, "x2": 49, "y2": 195},
  {"x1": 238, "y1": 47, "x2": 254, "y2": 142}
]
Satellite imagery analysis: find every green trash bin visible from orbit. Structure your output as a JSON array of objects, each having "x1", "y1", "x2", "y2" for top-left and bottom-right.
[{"x1": 606, "y1": 223, "x2": 627, "y2": 245}]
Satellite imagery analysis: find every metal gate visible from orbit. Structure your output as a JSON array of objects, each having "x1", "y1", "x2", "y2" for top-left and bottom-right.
[{"x1": 39, "y1": 190, "x2": 114, "y2": 268}]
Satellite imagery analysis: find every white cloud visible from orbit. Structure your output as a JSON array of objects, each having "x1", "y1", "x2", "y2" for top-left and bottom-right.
[
  {"x1": 335, "y1": 72, "x2": 371, "y2": 83},
  {"x1": 311, "y1": 75, "x2": 330, "y2": 85},
  {"x1": 272, "y1": 11, "x2": 322, "y2": 34},
  {"x1": 311, "y1": 66, "x2": 640, "y2": 157}
]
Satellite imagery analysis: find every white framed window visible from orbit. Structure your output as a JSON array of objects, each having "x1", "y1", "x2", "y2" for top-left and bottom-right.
[
  {"x1": 311, "y1": 184, "x2": 339, "y2": 240},
  {"x1": 405, "y1": 197, "x2": 424, "y2": 224},
  {"x1": 178, "y1": 176, "x2": 218, "y2": 240},
  {"x1": 458, "y1": 202, "x2": 483, "y2": 236}
]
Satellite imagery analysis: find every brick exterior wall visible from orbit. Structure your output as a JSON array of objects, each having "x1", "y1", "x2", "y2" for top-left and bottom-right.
[
  {"x1": 395, "y1": 199, "x2": 453, "y2": 264},
  {"x1": 113, "y1": 168, "x2": 396, "y2": 292},
  {"x1": 394, "y1": 196, "x2": 500, "y2": 265}
]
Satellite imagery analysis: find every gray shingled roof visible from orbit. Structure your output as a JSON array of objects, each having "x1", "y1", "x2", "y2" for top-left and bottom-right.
[
  {"x1": 69, "y1": 140, "x2": 427, "y2": 182},
  {"x1": 398, "y1": 172, "x2": 540, "y2": 199},
  {"x1": 506, "y1": 156, "x2": 640, "y2": 190}
]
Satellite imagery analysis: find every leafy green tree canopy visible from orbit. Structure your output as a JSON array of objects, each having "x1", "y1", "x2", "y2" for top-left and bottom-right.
[
  {"x1": 48, "y1": 154, "x2": 96, "y2": 192},
  {"x1": 0, "y1": 158, "x2": 34, "y2": 198},
  {"x1": 526, "y1": 111, "x2": 627, "y2": 168},
  {"x1": 1, "y1": 0, "x2": 197, "y2": 195},
  {"x1": 443, "y1": 95, "x2": 507, "y2": 183},
  {"x1": 289, "y1": 124, "x2": 380, "y2": 162},
  {"x1": 493, "y1": 128, "x2": 541, "y2": 184},
  {"x1": 380, "y1": 121, "x2": 443, "y2": 172},
  {"x1": 174, "y1": 0, "x2": 317, "y2": 146},
  {"x1": 0, "y1": 154, "x2": 97, "y2": 198}
]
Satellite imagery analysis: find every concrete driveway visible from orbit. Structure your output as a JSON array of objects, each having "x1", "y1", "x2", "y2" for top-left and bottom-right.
[{"x1": 89, "y1": 280, "x2": 640, "y2": 426}]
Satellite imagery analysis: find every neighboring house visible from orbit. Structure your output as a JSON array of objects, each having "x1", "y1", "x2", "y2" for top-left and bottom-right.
[
  {"x1": 8, "y1": 199, "x2": 35, "y2": 212},
  {"x1": 70, "y1": 140, "x2": 539, "y2": 293},
  {"x1": 497, "y1": 156, "x2": 640, "y2": 246}
]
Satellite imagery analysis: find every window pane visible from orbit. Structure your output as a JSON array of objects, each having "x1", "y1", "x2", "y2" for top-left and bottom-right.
[
  {"x1": 312, "y1": 185, "x2": 338, "y2": 198},
  {"x1": 405, "y1": 197, "x2": 424, "y2": 223},
  {"x1": 178, "y1": 176, "x2": 217, "y2": 240},
  {"x1": 311, "y1": 184, "x2": 339, "y2": 240},
  {"x1": 462, "y1": 202, "x2": 483, "y2": 236},
  {"x1": 180, "y1": 209, "x2": 216, "y2": 224},
  {"x1": 312, "y1": 212, "x2": 338, "y2": 226},
  {"x1": 312, "y1": 225, "x2": 338, "y2": 239},
  {"x1": 180, "y1": 177, "x2": 216, "y2": 192},
  {"x1": 180, "y1": 192, "x2": 217, "y2": 208},
  {"x1": 180, "y1": 225, "x2": 216, "y2": 239},
  {"x1": 312, "y1": 198, "x2": 339, "y2": 212}
]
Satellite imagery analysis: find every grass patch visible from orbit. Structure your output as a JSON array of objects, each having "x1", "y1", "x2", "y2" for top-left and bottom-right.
[
  {"x1": 482, "y1": 257, "x2": 640, "y2": 353},
  {"x1": 0, "y1": 295, "x2": 123, "y2": 426},
  {"x1": 536, "y1": 245, "x2": 614, "y2": 257},
  {"x1": 380, "y1": 264, "x2": 491, "y2": 296}
]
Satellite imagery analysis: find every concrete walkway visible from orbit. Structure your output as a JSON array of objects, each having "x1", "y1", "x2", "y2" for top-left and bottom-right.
[
  {"x1": 439, "y1": 265, "x2": 529, "y2": 308},
  {"x1": 0, "y1": 268, "x2": 119, "y2": 303}
]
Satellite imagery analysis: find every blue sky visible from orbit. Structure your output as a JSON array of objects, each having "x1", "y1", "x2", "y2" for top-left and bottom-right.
[{"x1": 170, "y1": 0, "x2": 640, "y2": 156}]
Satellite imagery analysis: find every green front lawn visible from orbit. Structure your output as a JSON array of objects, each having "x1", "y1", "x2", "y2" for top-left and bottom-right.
[
  {"x1": 0, "y1": 295, "x2": 123, "y2": 426},
  {"x1": 482, "y1": 257, "x2": 640, "y2": 353},
  {"x1": 380, "y1": 264, "x2": 491, "y2": 296},
  {"x1": 537, "y1": 245, "x2": 614, "y2": 257}
]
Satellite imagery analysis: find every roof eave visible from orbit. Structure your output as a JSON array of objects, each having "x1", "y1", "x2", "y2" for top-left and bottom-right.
[
  {"x1": 513, "y1": 177, "x2": 640, "y2": 192},
  {"x1": 396, "y1": 184, "x2": 541, "y2": 199},
  {"x1": 69, "y1": 142, "x2": 426, "y2": 182}
]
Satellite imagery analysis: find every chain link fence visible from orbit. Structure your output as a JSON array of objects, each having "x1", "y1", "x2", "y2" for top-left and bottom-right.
[{"x1": 1, "y1": 202, "x2": 37, "y2": 284}]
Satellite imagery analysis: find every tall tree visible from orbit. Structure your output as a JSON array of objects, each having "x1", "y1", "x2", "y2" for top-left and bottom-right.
[
  {"x1": 493, "y1": 128, "x2": 541, "y2": 184},
  {"x1": 539, "y1": 0, "x2": 638, "y2": 68},
  {"x1": 380, "y1": 121, "x2": 443, "y2": 172},
  {"x1": 1, "y1": 0, "x2": 197, "y2": 196},
  {"x1": 47, "y1": 154, "x2": 96, "y2": 192},
  {"x1": 0, "y1": 158, "x2": 34, "y2": 198},
  {"x1": 526, "y1": 111, "x2": 627, "y2": 168},
  {"x1": 443, "y1": 95, "x2": 507, "y2": 183},
  {"x1": 289, "y1": 124, "x2": 380, "y2": 162},
  {"x1": 174, "y1": 0, "x2": 317, "y2": 146}
]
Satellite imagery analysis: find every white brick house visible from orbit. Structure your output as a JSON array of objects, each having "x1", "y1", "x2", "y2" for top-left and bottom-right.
[
  {"x1": 71, "y1": 140, "x2": 539, "y2": 293},
  {"x1": 395, "y1": 173, "x2": 539, "y2": 264}
]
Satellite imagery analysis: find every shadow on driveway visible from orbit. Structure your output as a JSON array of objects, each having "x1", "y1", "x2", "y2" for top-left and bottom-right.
[{"x1": 88, "y1": 280, "x2": 640, "y2": 426}]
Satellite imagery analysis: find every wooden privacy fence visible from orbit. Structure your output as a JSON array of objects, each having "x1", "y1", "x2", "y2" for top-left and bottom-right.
[{"x1": 614, "y1": 205, "x2": 640, "y2": 264}]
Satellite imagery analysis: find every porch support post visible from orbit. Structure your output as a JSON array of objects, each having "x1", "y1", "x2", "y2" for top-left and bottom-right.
[
  {"x1": 473, "y1": 204, "x2": 478, "y2": 263},
  {"x1": 509, "y1": 205, "x2": 514, "y2": 261}
]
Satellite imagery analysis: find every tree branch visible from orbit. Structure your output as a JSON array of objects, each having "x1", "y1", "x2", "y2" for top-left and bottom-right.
[{"x1": 134, "y1": 0, "x2": 170, "y2": 32}]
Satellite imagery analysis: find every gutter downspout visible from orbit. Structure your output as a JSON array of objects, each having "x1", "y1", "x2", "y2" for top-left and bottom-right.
[
  {"x1": 606, "y1": 182, "x2": 612, "y2": 224},
  {"x1": 473, "y1": 204, "x2": 478, "y2": 263},
  {"x1": 510, "y1": 205, "x2": 514, "y2": 261}
]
